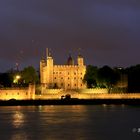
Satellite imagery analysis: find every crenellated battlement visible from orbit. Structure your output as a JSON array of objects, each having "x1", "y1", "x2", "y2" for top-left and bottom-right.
[{"x1": 54, "y1": 65, "x2": 80, "y2": 68}]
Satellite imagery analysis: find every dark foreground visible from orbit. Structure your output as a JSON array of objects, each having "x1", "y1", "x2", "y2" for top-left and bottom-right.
[{"x1": 0, "y1": 99, "x2": 140, "y2": 106}]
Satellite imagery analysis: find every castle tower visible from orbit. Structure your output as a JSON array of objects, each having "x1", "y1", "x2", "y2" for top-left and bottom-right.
[
  {"x1": 77, "y1": 53, "x2": 86, "y2": 89},
  {"x1": 40, "y1": 55, "x2": 46, "y2": 84},
  {"x1": 46, "y1": 48, "x2": 54, "y2": 88},
  {"x1": 40, "y1": 48, "x2": 86, "y2": 90},
  {"x1": 77, "y1": 54, "x2": 84, "y2": 66}
]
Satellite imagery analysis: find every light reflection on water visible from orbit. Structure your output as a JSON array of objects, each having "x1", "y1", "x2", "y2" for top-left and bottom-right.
[
  {"x1": 12, "y1": 111, "x2": 24, "y2": 128},
  {"x1": 0, "y1": 105, "x2": 140, "y2": 140}
]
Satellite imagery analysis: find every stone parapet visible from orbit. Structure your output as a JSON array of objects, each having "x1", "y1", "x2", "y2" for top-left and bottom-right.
[{"x1": 0, "y1": 84, "x2": 35, "y2": 100}]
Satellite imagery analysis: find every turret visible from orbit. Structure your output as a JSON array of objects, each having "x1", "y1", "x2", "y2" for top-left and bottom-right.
[
  {"x1": 46, "y1": 48, "x2": 54, "y2": 87},
  {"x1": 77, "y1": 54, "x2": 84, "y2": 66},
  {"x1": 40, "y1": 56, "x2": 46, "y2": 68},
  {"x1": 67, "y1": 54, "x2": 74, "y2": 65},
  {"x1": 40, "y1": 56, "x2": 46, "y2": 83}
]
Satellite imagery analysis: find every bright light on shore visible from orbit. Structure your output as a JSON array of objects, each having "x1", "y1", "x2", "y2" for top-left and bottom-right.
[
  {"x1": 13, "y1": 75, "x2": 21, "y2": 83},
  {"x1": 16, "y1": 75, "x2": 21, "y2": 80}
]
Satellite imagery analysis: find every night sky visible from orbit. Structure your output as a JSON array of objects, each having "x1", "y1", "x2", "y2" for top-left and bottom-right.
[{"x1": 0, "y1": 0, "x2": 140, "y2": 72}]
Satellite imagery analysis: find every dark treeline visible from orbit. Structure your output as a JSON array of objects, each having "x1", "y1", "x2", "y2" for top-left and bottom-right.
[
  {"x1": 83, "y1": 65, "x2": 121, "y2": 92},
  {"x1": 0, "y1": 65, "x2": 140, "y2": 92},
  {"x1": 84, "y1": 65, "x2": 140, "y2": 93},
  {"x1": 0, "y1": 66, "x2": 39, "y2": 88},
  {"x1": 126, "y1": 65, "x2": 140, "y2": 92}
]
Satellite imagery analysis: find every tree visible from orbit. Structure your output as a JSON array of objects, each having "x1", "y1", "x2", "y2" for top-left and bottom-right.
[
  {"x1": 21, "y1": 66, "x2": 39, "y2": 85},
  {"x1": 0, "y1": 73, "x2": 13, "y2": 87},
  {"x1": 97, "y1": 66, "x2": 120, "y2": 92},
  {"x1": 126, "y1": 64, "x2": 140, "y2": 92},
  {"x1": 83, "y1": 65, "x2": 98, "y2": 88}
]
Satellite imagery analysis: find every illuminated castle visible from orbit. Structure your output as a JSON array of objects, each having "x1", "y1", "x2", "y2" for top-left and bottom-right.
[{"x1": 40, "y1": 49, "x2": 86, "y2": 89}]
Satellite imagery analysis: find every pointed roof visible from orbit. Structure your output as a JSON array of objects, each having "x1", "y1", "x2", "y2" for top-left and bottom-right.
[{"x1": 67, "y1": 54, "x2": 74, "y2": 65}]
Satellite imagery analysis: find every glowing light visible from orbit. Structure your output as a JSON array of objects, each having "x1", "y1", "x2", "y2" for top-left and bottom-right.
[
  {"x1": 12, "y1": 111, "x2": 24, "y2": 128},
  {"x1": 13, "y1": 75, "x2": 21, "y2": 83},
  {"x1": 16, "y1": 75, "x2": 21, "y2": 80}
]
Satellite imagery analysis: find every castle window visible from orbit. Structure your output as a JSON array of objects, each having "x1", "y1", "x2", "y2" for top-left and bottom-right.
[
  {"x1": 60, "y1": 72, "x2": 61, "y2": 74},
  {"x1": 81, "y1": 73, "x2": 82, "y2": 75},
  {"x1": 61, "y1": 77, "x2": 63, "y2": 79},
  {"x1": 81, "y1": 84, "x2": 82, "y2": 86},
  {"x1": 74, "y1": 72, "x2": 76, "y2": 75},
  {"x1": 61, "y1": 83, "x2": 63, "y2": 86},
  {"x1": 68, "y1": 77, "x2": 69, "y2": 79},
  {"x1": 26, "y1": 92, "x2": 28, "y2": 95},
  {"x1": 53, "y1": 72, "x2": 55, "y2": 74},
  {"x1": 54, "y1": 77, "x2": 56, "y2": 79},
  {"x1": 74, "y1": 77, "x2": 76, "y2": 79},
  {"x1": 17, "y1": 93, "x2": 19, "y2": 95},
  {"x1": 68, "y1": 84, "x2": 70, "y2": 86},
  {"x1": 68, "y1": 72, "x2": 69, "y2": 75},
  {"x1": 6, "y1": 93, "x2": 8, "y2": 95},
  {"x1": 75, "y1": 84, "x2": 76, "y2": 86}
]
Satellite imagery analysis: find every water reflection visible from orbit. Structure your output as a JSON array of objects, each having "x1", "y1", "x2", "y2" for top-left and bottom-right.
[
  {"x1": 0, "y1": 105, "x2": 139, "y2": 140},
  {"x1": 12, "y1": 111, "x2": 24, "y2": 128},
  {"x1": 11, "y1": 132, "x2": 27, "y2": 140}
]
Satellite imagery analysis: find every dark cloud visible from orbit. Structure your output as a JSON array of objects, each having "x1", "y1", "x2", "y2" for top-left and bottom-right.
[{"x1": 0, "y1": 0, "x2": 140, "y2": 71}]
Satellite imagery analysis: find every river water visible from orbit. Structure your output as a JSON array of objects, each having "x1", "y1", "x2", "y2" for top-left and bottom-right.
[{"x1": 0, "y1": 105, "x2": 140, "y2": 140}]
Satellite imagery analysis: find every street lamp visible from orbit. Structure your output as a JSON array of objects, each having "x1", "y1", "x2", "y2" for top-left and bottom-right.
[{"x1": 13, "y1": 75, "x2": 21, "y2": 84}]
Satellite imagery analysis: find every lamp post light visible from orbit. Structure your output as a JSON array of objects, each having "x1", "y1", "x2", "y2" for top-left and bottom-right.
[
  {"x1": 13, "y1": 75, "x2": 21, "y2": 84},
  {"x1": 16, "y1": 75, "x2": 21, "y2": 80}
]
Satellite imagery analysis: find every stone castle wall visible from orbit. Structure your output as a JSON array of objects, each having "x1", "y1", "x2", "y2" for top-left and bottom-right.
[
  {"x1": 36, "y1": 93, "x2": 140, "y2": 100},
  {"x1": 40, "y1": 88, "x2": 108, "y2": 94},
  {"x1": 38, "y1": 88, "x2": 140, "y2": 99},
  {"x1": 1, "y1": 85, "x2": 140, "y2": 100},
  {"x1": 78, "y1": 88, "x2": 108, "y2": 94},
  {"x1": 0, "y1": 84, "x2": 35, "y2": 100},
  {"x1": 41, "y1": 89, "x2": 63, "y2": 94}
]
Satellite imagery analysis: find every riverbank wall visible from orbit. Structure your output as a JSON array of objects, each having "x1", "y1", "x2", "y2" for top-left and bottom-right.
[
  {"x1": 0, "y1": 84, "x2": 35, "y2": 100},
  {"x1": 0, "y1": 85, "x2": 140, "y2": 100},
  {"x1": 36, "y1": 93, "x2": 140, "y2": 100}
]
